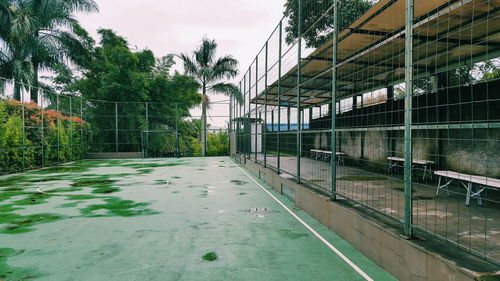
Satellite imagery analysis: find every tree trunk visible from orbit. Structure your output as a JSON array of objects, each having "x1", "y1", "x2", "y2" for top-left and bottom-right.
[
  {"x1": 201, "y1": 85, "x2": 207, "y2": 157},
  {"x1": 31, "y1": 60, "x2": 39, "y2": 103}
]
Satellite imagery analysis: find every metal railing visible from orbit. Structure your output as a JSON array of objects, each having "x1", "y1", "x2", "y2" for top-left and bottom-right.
[{"x1": 231, "y1": 0, "x2": 500, "y2": 264}]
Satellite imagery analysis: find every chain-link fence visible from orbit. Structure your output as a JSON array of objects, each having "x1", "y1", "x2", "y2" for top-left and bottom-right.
[
  {"x1": 232, "y1": 0, "x2": 500, "y2": 265},
  {"x1": 0, "y1": 78, "x2": 230, "y2": 174}
]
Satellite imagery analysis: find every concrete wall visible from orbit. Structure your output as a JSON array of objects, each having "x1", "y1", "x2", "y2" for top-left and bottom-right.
[
  {"x1": 301, "y1": 126, "x2": 500, "y2": 178},
  {"x1": 230, "y1": 132, "x2": 237, "y2": 156},
  {"x1": 238, "y1": 155, "x2": 499, "y2": 281}
]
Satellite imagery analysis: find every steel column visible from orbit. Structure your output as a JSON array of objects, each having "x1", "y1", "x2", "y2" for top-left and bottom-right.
[
  {"x1": 296, "y1": 0, "x2": 302, "y2": 183},
  {"x1": 277, "y1": 20, "x2": 283, "y2": 174},
  {"x1": 404, "y1": 0, "x2": 414, "y2": 238},
  {"x1": 331, "y1": 0, "x2": 338, "y2": 200}
]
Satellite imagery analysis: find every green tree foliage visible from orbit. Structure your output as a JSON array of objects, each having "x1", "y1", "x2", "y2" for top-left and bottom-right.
[
  {"x1": 72, "y1": 29, "x2": 201, "y2": 152},
  {"x1": 284, "y1": 0, "x2": 373, "y2": 48},
  {"x1": 190, "y1": 131, "x2": 228, "y2": 157}
]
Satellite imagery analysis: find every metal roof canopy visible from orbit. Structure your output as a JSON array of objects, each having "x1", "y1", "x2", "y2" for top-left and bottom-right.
[{"x1": 251, "y1": 0, "x2": 500, "y2": 108}]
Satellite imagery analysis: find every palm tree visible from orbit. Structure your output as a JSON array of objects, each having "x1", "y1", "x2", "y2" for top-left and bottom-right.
[
  {"x1": 0, "y1": 0, "x2": 98, "y2": 102},
  {"x1": 27, "y1": 0, "x2": 98, "y2": 103},
  {"x1": 0, "y1": 2, "x2": 35, "y2": 100},
  {"x1": 180, "y1": 38, "x2": 242, "y2": 157}
]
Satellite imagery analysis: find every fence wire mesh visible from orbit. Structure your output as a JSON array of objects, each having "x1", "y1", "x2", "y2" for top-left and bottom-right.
[
  {"x1": 0, "y1": 78, "x2": 230, "y2": 174},
  {"x1": 232, "y1": 0, "x2": 500, "y2": 264}
]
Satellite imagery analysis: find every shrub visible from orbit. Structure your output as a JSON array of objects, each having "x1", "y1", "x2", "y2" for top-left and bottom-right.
[{"x1": 0, "y1": 99, "x2": 90, "y2": 174}]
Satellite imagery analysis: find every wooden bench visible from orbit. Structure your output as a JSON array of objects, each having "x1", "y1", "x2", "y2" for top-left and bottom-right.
[
  {"x1": 387, "y1": 157, "x2": 434, "y2": 180},
  {"x1": 434, "y1": 171, "x2": 500, "y2": 206}
]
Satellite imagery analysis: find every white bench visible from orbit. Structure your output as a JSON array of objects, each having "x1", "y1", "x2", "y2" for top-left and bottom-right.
[
  {"x1": 387, "y1": 157, "x2": 434, "y2": 180},
  {"x1": 310, "y1": 149, "x2": 323, "y2": 160},
  {"x1": 310, "y1": 149, "x2": 345, "y2": 165},
  {"x1": 434, "y1": 170, "x2": 500, "y2": 206}
]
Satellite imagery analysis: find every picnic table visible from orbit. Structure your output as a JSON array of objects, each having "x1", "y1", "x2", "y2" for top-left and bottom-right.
[
  {"x1": 434, "y1": 171, "x2": 500, "y2": 206},
  {"x1": 387, "y1": 157, "x2": 434, "y2": 180},
  {"x1": 310, "y1": 149, "x2": 346, "y2": 165}
]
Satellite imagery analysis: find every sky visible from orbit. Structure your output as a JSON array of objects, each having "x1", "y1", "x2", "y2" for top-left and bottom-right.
[{"x1": 76, "y1": 0, "x2": 287, "y2": 128}]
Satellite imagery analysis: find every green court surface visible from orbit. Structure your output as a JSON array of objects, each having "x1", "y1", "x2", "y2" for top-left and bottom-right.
[{"x1": 0, "y1": 157, "x2": 396, "y2": 281}]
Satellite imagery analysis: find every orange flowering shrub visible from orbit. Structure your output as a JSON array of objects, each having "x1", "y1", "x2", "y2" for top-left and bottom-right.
[{"x1": 0, "y1": 98, "x2": 90, "y2": 174}]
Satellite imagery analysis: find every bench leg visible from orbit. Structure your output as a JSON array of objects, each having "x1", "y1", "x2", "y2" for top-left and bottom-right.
[
  {"x1": 465, "y1": 182, "x2": 472, "y2": 207},
  {"x1": 436, "y1": 176, "x2": 441, "y2": 196},
  {"x1": 476, "y1": 186, "x2": 483, "y2": 207}
]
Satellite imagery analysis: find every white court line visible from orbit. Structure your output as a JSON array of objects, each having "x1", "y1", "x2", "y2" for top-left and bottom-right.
[{"x1": 229, "y1": 159, "x2": 374, "y2": 281}]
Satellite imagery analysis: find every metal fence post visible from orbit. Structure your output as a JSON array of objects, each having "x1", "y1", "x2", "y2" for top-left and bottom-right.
[
  {"x1": 229, "y1": 95, "x2": 233, "y2": 156},
  {"x1": 69, "y1": 97, "x2": 73, "y2": 153},
  {"x1": 41, "y1": 91, "x2": 45, "y2": 168},
  {"x1": 240, "y1": 81, "x2": 245, "y2": 153},
  {"x1": 331, "y1": 0, "x2": 338, "y2": 200},
  {"x1": 145, "y1": 102, "x2": 149, "y2": 131},
  {"x1": 296, "y1": 0, "x2": 303, "y2": 183},
  {"x1": 115, "y1": 102, "x2": 119, "y2": 153},
  {"x1": 175, "y1": 103, "x2": 180, "y2": 158},
  {"x1": 57, "y1": 94, "x2": 60, "y2": 163},
  {"x1": 243, "y1": 74, "x2": 247, "y2": 156},
  {"x1": 277, "y1": 20, "x2": 283, "y2": 174},
  {"x1": 248, "y1": 69, "x2": 252, "y2": 158},
  {"x1": 404, "y1": 0, "x2": 414, "y2": 238},
  {"x1": 80, "y1": 99, "x2": 83, "y2": 155},
  {"x1": 255, "y1": 55, "x2": 259, "y2": 163},
  {"x1": 264, "y1": 41, "x2": 268, "y2": 168},
  {"x1": 20, "y1": 82, "x2": 26, "y2": 171}
]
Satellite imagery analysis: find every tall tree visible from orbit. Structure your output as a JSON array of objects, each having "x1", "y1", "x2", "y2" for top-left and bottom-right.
[
  {"x1": 73, "y1": 29, "x2": 201, "y2": 152},
  {"x1": 180, "y1": 38, "x2": 242, "y2": 156}
]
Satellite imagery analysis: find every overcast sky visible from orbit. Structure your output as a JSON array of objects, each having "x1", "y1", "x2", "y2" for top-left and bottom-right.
[{"x1": 76, "y1": 0, "x2": 286, "y2": 127}]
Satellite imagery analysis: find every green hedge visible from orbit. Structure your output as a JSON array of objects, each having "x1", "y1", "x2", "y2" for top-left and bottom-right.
[{"x1": 0, "y1": 99, "x2": 91, "y2": 174}]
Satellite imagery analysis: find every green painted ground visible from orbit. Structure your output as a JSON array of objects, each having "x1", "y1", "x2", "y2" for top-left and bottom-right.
[{"x1": 0, "y1": 157, "x2": 396, "y2": 281}]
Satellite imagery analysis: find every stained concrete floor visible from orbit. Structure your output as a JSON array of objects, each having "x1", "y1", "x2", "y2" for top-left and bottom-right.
[
  {"x1": 0, "y1": 157, "x2": 395, "y2": 281},
  {"x1": 256, "y1": 154, "x2": 500, "y2": 263}
]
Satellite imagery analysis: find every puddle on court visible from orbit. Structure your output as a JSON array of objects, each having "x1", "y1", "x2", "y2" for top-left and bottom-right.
[
  {"x1": 277, "y1": 229, "x2": 308, "y2": 240},
  {"x1": 230, "y1": 180, "x2": 248, "y2": 185},
  {"x1": 155, "y1": 180, "x2": 171, "y2": 185},
  {"x1": 241, "y1": 208, "x2": 278, "y2": 218}
]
